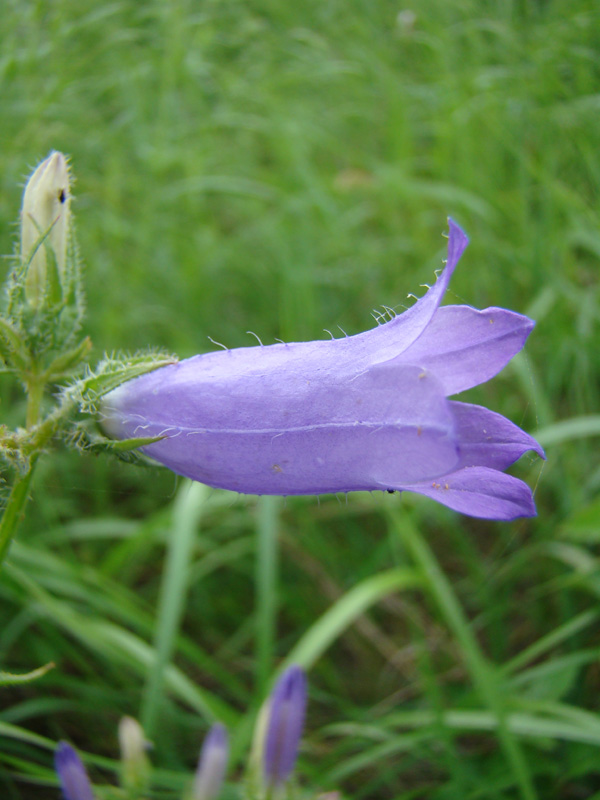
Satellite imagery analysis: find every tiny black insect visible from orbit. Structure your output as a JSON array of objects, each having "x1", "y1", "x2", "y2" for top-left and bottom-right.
[
  {"x1": 386, "y1": 489, "x2": 395, "y2": 494},
  {"x1": 58, "y1": 189, "x2": 66, "y2": 203}
]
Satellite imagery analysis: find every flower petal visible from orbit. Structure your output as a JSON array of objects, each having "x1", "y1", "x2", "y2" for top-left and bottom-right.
[
  {"x1": 452, "y1": 401, "x2": 545, "y2": 470},
  {"x1": 167, "y1": 218, "x2": 467, "y2": 376},
  {"x1": 401, "y1": 466, "x2": 538, "y2": 520},
  {"x1": 349, "y1": 218, "x2": 469, "y2": 365},
  {"x1": 397, "y1": 305, "x2": 535, "y2": 395},
  {"x1": 103, "y1": 219, "x2": 470, "y2": 429},
  {"x1": 103, "y1": 364, "x2": 460, "y2": 494}
]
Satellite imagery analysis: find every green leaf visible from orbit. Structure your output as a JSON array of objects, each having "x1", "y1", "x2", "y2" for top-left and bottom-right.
[
  {"x1": 21, "y1": 217, "x2": 62, "y2": 309},
  {"x1": 284, "y1": 568, "x2": 421, "y2": 669},
  {"x1": 535, "y1": 415, "x2": 600, "y2": 446},
  {"x1": 0, "y1": 661, "x2": 54, "y2": 686},
  {"x1": 504, "y1": 609, "x2": 600, "y2": 675},
  {"x1": 391, "y1": 510, "x2": 537, "y2": 800},
  {"x1": 141, "y1": 482, "x2": 209, "y2": 736},
  {"x1": 559, "y1": 496, "x2": 600, "y2": 543},
  {"x1": 0, "y1": 426, "x2": 31, "y2": 474},
  {"x1": 42, "y1": 234, "x2": 63, "y2": 307},
  {"x1": 43, "y1": 336, "x2": 92, "y2": 380},
  {"x1": 0, "y1": 316, "x2": 30, "y2": 371},
  {"x1": 64, "y1": 422, "x2": 165, "y2": 465},
  {"x1": 103, "y1": 434, "x2": 166, "y2": 452},
  {"x1": 509, "y1": 650, "x2": 600, "y2": 702}
]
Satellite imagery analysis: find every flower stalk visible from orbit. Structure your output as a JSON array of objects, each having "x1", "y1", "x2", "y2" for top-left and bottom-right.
[
  {"x1": 0, "y1": 153, "x2": 175, "y2": 570},
  {"x1": 0, "y1": 458, "x2": 38, "y2": 567},
  {"x1": 25, "y1": 372, "x2": 44, "y2": 429}
]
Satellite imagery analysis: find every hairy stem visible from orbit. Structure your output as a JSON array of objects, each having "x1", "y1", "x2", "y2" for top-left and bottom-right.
[
  {"x1": 25, "y1": 374, "x2": 44, "y2": 429},
  {"x1": 0, "y1": 391, "x2": 74, "y2": 571},
  {"x1": 0, "y1": 455, "x2": 38, "y2": 570},
  {"x1": 0, "y1": 371, "x2": 45, "y2": 570}
]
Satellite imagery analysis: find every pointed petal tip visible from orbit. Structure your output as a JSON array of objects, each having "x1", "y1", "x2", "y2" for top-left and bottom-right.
[
  {"x1": 494, "y1": 492, "x2": 538, "y2": 522},
  {"x1": 445, "y1": 218, "x2": 469, "y2": 272},
  {"x1": 449, "y1": 402, "x2": 546, "y2": 472},
  {"x1": 508, "y1": 309, "x2": 536, "y2": 339},
  {"x1": 447, "y1": 217, "x2": 469, "y2": 248}
]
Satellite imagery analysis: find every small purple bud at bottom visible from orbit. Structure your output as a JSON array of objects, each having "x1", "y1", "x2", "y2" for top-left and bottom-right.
[
  {"x1": 192, "y1": 722, "x2": 229, "y2": 800},
  {"x1": 54, "y1": 741, "x2": 94, "y2": 800},
  {"x1": 263, "y1": 665, "x2": 307, "y2": 787}
]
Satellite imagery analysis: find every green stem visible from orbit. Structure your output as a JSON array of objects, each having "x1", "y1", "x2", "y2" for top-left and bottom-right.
[
  {"x1": 0, "y1": 385, "x2": 74, "y2": 572},
  {"x1": 0, "y1": 455, "x2": 38, "y2": 570},
  {"x1": 256, "y1": 496, "x2": 280, "y2": 697},
  {"x1": 25, "y1": 375, "x2": 44, "y2": 428},
  {"x1": 0, "y1": 372, "x2": 45, "y2": 568}
]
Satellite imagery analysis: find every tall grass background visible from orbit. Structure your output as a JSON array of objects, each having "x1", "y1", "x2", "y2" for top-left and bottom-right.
[{"x1": 0, "y1": 0, "x2": 599, "y2": 797}]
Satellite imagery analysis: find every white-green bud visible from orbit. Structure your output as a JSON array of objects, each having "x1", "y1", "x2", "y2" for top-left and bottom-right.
[
  {"x1": 118, "y1": 716, "x2": 150, "y2": 791},
  {"x1": 20, "y1": 150, "x2": 71, "y2": 308}
]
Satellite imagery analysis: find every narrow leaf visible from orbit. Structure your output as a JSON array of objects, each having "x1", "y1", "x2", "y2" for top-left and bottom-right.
[
  {"x1": 0, "y1": 661, "x2": 54, "y2": 686},
  {"x1": 284, "y1": 568, "x2": 421, "y2": 669}
]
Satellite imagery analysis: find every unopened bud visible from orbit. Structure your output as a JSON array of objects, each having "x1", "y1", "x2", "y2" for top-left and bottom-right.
[
  {"x1": 396, "y1": 9, "x2": 417, "y2": 35},
  {"x1": 192, "y1": 723, "x2": 229, "y2": 800},
  {"x1": 263, "y1": 665, "x2": 307, "y2": 788},
  {"x1": 54, "y1": 741, "x2": 94, "y2": 800},
  {"x1": 118, "y1": 716, "x2": 150, "y2": 791},
  {"x1": 20, "y1": 150, "x2": 71, "y2": 307}
]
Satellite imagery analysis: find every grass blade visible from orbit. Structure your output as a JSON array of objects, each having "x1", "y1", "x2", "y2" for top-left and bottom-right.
[
  {"x1": 391, "y1": 510, "x2": 538, "y2": 800},
  {"x1": 141, "y1": 481, "x2": 209, "y2": 735}
]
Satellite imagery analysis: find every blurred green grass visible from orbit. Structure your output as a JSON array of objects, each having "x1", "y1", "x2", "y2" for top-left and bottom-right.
[{"x1": 1, "y1": 0, "x2": 599, "y2": 797}]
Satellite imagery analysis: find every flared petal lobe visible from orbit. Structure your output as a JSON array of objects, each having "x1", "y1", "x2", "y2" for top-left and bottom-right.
[
  {"x1": 350, "y1": 217, "x2": 470, "y2": 363},
  {"x1": 402, "y1": 467, "x2": 538, "y2": 521},
  {"x1": 101, "y1": 219, "x2": 542, "y2": 519},
  {"x1": 398, "y1": 306, "x2": 535, "y2": 396},
  {"x1": 263, "y1": 666, "x2": 307, "y2": 787},
  {"x1": 451, "y1": 402, "x2": 545, "y2": 471}
]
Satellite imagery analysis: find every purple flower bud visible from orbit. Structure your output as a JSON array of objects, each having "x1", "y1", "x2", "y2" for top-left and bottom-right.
[
  {"x1": 192, "y1": 723, "x2": 229, "y2": 800},
  {"x1": 263, "y1": 665, "x2": 307, "y2": 787},
  {"x1": 54, "y1": 741, "x2": 94, "y2": 800},
  {"x1": 102, "y1": 219, "x2": 544, "y2": 520}
]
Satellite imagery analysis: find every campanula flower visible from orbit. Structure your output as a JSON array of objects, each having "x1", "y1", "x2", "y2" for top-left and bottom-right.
[
  {"x1": 102, "y1": 220, "x2": 543, "y2": 520},
  {"x1": 54, "y1": 741, "x2": 94, "y2": 800},
  {"x1": 192, "y1": 723, "x2": 229, "y2": 800},
  {"x1": 262, "y1": 665, "x2": 307, "y2": 788}
]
